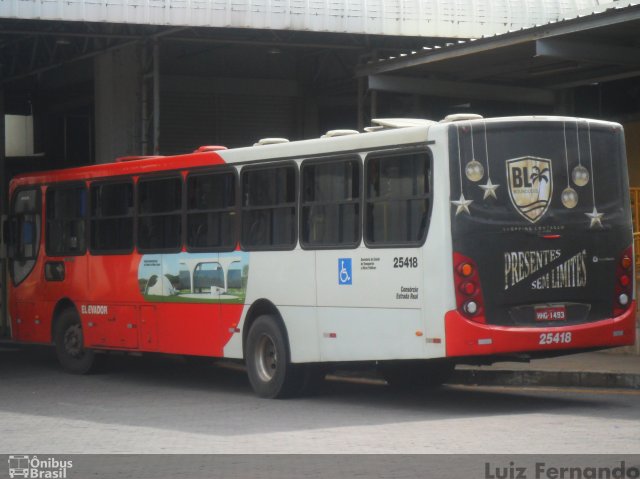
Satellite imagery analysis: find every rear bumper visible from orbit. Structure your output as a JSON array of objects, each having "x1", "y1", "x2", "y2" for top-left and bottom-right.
[{"x1": 445, "y1": 301, "x2": 637, "y2": 357}]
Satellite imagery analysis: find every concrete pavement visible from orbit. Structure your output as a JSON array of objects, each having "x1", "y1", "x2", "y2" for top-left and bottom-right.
[{"x1": 2, "y1": 340, "x2": 639, "y2": 389}]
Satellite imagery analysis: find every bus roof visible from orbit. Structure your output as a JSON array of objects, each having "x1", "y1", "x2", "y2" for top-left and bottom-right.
[
  {"x1": 10, "y1": 122, "x2": 432, "y2": 190},
  {"x1": 9, "y1": 115, "x2": 620, "y2": 191}
]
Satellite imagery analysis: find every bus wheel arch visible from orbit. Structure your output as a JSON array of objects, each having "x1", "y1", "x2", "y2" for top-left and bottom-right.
[
  {"x1": 242, "y1": 299, "x2": 290, "y2": 359},
  {"x1": 50, "y1": 298, "x2": 77, "y2": 343},
  {"x1": 242, "y1": 300, "x2": 302, "y2": 398},
  {"x1": 52, "y1": 301, "x2": 99, "y2": 374}
]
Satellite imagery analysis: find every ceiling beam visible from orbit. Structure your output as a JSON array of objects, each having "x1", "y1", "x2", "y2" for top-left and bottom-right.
[
  {"x1": 356, "y1": 3, "x2": 640, "y2": 76},
  {"x1": 544, "y1": 68, "x2": 640, "y2": 89},
  {"x1": 455, "y1": 58, "x2": 535, "y2": 82},
  {"x1": 368, "y1": 75, "x2": 555, "y2": 105},
  {"x1": 536, "y1": 38, "x2": 640, "y2": 68}
]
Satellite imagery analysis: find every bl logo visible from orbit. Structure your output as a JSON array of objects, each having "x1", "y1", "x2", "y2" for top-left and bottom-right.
[
  {"x1": 506, "y1": 156, "x2": 553, "y2": 223},
  {"x1": 338, "y1": 258, "x2": 352, "y2": 285}
]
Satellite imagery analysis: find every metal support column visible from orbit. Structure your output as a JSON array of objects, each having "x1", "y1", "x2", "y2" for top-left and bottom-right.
[
  {"x1": 370, "y1": 90, "x2": 378, "y2": 121},
  {"x1": 141, "y1": 42, "x2": 149, "y2": 156},
  {"x1": 152, "y1": 40, "x2": 160, "y2": 155},
  {"x1": 357, "y1": 76, "x2": 365, "y2": 131},
  {"x1": 0, "y1": 88, "x2": 7, "y2": 337}
]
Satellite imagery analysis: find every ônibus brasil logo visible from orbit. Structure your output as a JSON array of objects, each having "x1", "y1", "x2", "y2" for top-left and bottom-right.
[{"x1": 7, "y1": 455, "x2": 73, "y2": 478}]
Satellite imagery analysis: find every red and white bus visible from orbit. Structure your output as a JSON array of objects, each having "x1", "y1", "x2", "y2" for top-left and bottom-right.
[{"x1": 5, "y1": 115, "x2": 636, "y2": 398}]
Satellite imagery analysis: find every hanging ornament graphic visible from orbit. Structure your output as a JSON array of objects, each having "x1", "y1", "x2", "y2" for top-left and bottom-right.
[
  {"x1": 561, "y1": 187, "x2": 578, "y2": 209},
  {"x1": 572, "y1": 121, "x2": 590, "y2": 187},
  {"x1": 585, "y1": 207, "x2": 604, "y2": 228},
  {"x1": 451, "y1": 125, "x2": 473, "y2": 216},
  {"x1": 465, "y1": 124, "x2": 484, "y2": 182},
  {"x1": 479, "y1": 177, "x2": 499, "y2": 200},
  {"x1": 479, "y1": 122, "x2": 499, "y2": 200},
  {"x1": 572, "y1": 165, "x2": 590, "y2": 187},
  {"x1": 452, "y1": 194, "x2": 473, "y2": 215},
  {"x1": 465, "y1": 160, "x2": 484, "y2": 182},
  {"x1": 586, "y1": 122, "x2": 604, "y2": 228},
  {"x1": 561, "y1": 121, "x2": 579, "y2": 209}
]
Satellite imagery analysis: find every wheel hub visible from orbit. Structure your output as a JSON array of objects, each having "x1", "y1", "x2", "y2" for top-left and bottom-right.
[
  {"x1": 64, "y1": 324, "x2": 84, "y2": 358},
  {"x1": 255, "y1": 333, "x2": 278, "y2": 382}
]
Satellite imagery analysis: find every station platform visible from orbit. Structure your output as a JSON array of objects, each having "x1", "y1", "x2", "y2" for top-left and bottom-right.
[{"x1": 453, "y1": 350, "x2": 640, "y2": 389}]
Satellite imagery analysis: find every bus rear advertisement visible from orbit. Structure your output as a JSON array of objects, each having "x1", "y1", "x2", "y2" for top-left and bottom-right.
[{"x1": 4, "y1": 115, "x2": 635, "y2": 398}]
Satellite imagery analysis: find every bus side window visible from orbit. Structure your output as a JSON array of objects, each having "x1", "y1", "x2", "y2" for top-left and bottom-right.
[
  {"x1": 300, "y1": 158, "x2": 361, "y2": 248},
  {"x1": 241, "y1": 164, "x2": 297, "y2": 250},
  {"x1": 90, "y1": 181, "x2": 134, "y2": 254},
  {"x1": 186, "y1": 170, "x2": 237, "y2": 251},
  {"x1": 137, "y1": 176, "x2": 182, "y2": 252},
  {"x1": 46, "y1": 184, "x2": 87, "y2": 256},
  {"x1": 365, "y1": 152, "x2": 431, "y2": 247}
]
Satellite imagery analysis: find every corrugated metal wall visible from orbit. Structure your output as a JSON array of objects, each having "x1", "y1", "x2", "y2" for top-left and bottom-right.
[{"x1": 0, "y1": 0, "x2": 619, "y2": 38}]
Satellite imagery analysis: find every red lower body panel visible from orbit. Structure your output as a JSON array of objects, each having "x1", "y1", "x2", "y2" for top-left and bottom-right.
[{"x1": 445, "y1": 301, "x2": 637, "y2": 357}]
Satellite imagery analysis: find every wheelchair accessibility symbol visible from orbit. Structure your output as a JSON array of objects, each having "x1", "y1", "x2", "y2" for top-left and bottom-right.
[{"x1": 338, "y1": 258, "x2": 352, "y2": 285}]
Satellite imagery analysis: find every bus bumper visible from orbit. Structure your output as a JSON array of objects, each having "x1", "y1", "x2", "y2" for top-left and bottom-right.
[{"x1": 444, "y1": 301, "x2": 637, "y2": 357}]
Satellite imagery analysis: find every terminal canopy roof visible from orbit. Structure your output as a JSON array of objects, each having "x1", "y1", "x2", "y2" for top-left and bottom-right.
[{"x1": 357, "y1": 2, "x2": 640, "y2": 106}]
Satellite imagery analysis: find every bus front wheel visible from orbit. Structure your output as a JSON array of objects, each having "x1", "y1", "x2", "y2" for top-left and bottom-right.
[
  {"x1": 246, "y1": 315, "x2": 302, "y2": 398},
  {"x1": 54, "y1": 308, "x2": 98, "y2": 374}
]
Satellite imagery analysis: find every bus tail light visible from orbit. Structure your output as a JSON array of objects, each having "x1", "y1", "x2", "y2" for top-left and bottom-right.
[
  {"x1": 453, "y1": 252, "x2": 486, "y2": 323},
  {"x1": 460, "y1": 282, "x2": 476, "y2": 295},
  {"x1": 458, "y1": 263, "x2": 474, "y2": 277},
  {"x1": 613, "y1": 246, "x2": 633, "y2": 317}
]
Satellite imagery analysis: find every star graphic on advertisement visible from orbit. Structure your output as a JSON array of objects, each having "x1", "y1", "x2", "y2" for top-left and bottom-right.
[
  {"x1": 479, "y1": 178, "x2": 499, "y2": 200},
  {"x1": 585, "y1": 207, "x2": 604, "y2": 228},
  {"x1": 451, "y1": 194, "x2": 473, "y2": 216}
]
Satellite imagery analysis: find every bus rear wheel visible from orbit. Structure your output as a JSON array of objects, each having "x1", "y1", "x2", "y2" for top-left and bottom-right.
[
  {"x1": 381, "y1": 359, "x2": 455, "y2": 391},
  {"x1": 246, "y1": 315, "x2": 302, "y2": 398},
  {"x1": 54, "y1": 308, "x2": 98, "y2": 374}
]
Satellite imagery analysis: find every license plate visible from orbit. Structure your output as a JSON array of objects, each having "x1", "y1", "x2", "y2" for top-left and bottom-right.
[{"x1": 535, "y1": 305, "x2": 566, "y2": 321}]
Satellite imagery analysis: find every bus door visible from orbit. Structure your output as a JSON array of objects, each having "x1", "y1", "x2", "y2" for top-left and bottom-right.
[
  {"x1": 41, "y1": 184, "x2": 95, "y2": 345},
  {"x1": 7, "y1": 188, "x2": 43, "y2": 342}
]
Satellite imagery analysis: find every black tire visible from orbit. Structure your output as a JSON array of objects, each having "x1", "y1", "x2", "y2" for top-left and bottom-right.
[
  {"x1": 54, "y1": 308, "x2": 98, "y2": 374},
  {"x1": 245, "y1": 315, "x2": 303, "y2": 398},
  {"x1": 382, "y1": 359, "x2": 455, "y2": 391}
]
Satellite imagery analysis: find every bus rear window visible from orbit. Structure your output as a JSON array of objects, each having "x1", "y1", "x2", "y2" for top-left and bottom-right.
[
  {"x1": 365, "y1": 152, "x2": 430, "y2": 247},
  {"x1": 448, "y1": 120, "x2": 629, "y2": 228}
]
